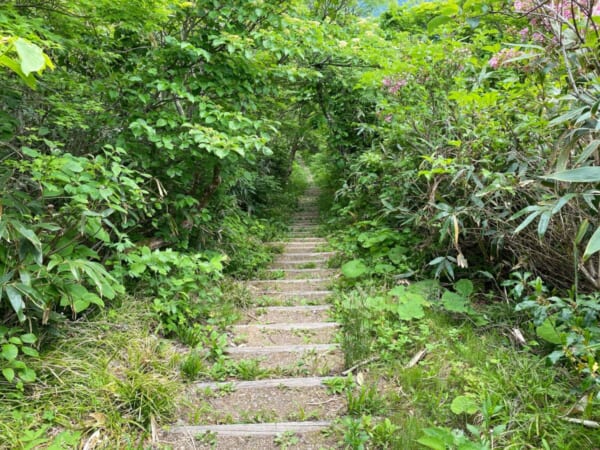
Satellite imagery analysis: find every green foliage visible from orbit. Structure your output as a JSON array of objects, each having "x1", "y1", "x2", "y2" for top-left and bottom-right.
[
  {"x1": 0, "y1": 326, "x2": 37, "y2": 388},
  {"x1": 509, "y1": 273, "x2": 600, "y2": 396}
]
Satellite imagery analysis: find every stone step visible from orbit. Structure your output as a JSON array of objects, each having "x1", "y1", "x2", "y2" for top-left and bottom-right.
[
  {"x1": 194, "y1": 376, "x2": 337, "y2": 390},
  {"x1": 225, "y1": 343, "x2": 344, "y2": 374},
  {"x1": 283, "y1": 237, "x2": 327, "y2": 243},
  {"x1": 182, "y1": 377, "x2": 344, "y2": 424},
  {"x1": 266, "y1": 268, "x2": 336, "y2": 279},
  {"x1": 162, "y1": 421, "x2": 334, "y2": 450},
  {"x1": 240, "y1": 305, "x2": 331, "y2": 325},
  {"x1": 248, "y1": 278, "x2": 331, "y2": 292},
  {"x1": 274, "y1": 252, "x2": 335, "y2": 262},
  {"x1": 270, "y1": 260, "x2": 328, "y2": 270},
  {"x1": 268, "y1": 243, "x2": 329, "y2": 253},
  {"x1": 290, "y1": 220, "x2": 319, "y2": 225},
  {"x1": 231, "y1": 322, "x2": 339, "y2": 346},
  {"x1": 254, "y1": 290, "x2": 334, "y2": 303}
]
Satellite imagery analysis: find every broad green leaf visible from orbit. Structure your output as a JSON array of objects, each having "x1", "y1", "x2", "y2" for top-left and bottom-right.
[
  {"x1": 21, "y1": 346, "x2": 39, "y2": 357},
  {"x1": 5, "y1": 285, "x2": 26, "y2": 322},
  {"x1": 454, "y1": 279, "x2": 473, "y2": 297},
  {"x1": 583, "y1": 226, "x2": 600, "y2": 260},
  {"x1": 450, "y1": 395, "x2": 479, "y2": 415},
  {"x1": 2, "y1": 367, "x2": 15, "y2": 382},
  {"x1": 441, "y1": 291, "x2": 468, "y2": 313},
  {"x1": 536, "y1": 319, "x2": 562, "y2": 345},
  {"x1": 19, "y1": 367, "x2": 36, "y2": 382},
  {"x1": 416, "y1": 436, "x2": 446, "y2": 450},
  {"x1": 341, "y1": 259, "x2": 368, "y2": 278},
  {"x1": 427, "y1": 15, "x2": 452, "y2": 33},
  {"x1": 2, "y1": 344, "x2": 18, "y2": 361},
  {"x1": 543, "y1": 167, "x2": 600, "y2": 183},
  {"x1": 397, "y1": 301, "x2": 425, "y2": 320},
  {"x1": 388, "y1": 245, "x2": 408, "y2": 264},
  {"x1": 14, "y1": 38, "x2": 46, "y2": 76}
]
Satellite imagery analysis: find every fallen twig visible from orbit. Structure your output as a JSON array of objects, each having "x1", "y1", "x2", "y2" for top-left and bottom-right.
[
  {"x1": 562, "y1": 417, "x2": 600, "y2": 429},
  {"x1": 342, "y1": 356, "x2": 379, "y2": 375},
  {"x1": 406, "y1": 349, "x2": 427, "y2": 368}
]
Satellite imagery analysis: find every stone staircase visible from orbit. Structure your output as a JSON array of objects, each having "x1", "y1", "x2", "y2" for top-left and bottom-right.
[{"x1": 162, "y1": 187, "x2": 344, "y2": 449}]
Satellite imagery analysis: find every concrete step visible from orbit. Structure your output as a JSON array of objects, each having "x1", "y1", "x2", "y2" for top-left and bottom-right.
[
  {"x1": 253, "y1": 290, "x2": 334, "y2": 304},
  {"x1": 240, "y1": 305, "x2": 331, "y2": 325},
  {"x1": 181, "y1": 377, "x2": 344, "y2": 424},
  {"x1": 268, "y1": 244, "x2": 330, "y2": 253},
  {"x1": 248, "y1": 278, "x2": 331, "y2": 292},
  {"x1": 231, "y1": 322, "x2": 339, "y2": 346},
  {"x1": 282, "y1": 237, "x2": 327, "y2": 243},
  {"x1": 270, "y1": 260, "x2": 328, "y2": 270},
  {"x1": 162, "y1": 421, "x2": 335, "y2": 450},
  {"x1": 225, "y1": 343, "x2": 344, "y2": 375},
  {"x1": 274, "y1": 252, "x2": 335, "y2": 262},
  {"x1": 265, "y1": 268, "x2": 336, "y2": 279}
]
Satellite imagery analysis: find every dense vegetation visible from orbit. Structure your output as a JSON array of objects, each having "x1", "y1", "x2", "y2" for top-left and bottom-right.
[{"x1": 1, "y1": 0, "x2": 599, "y2": 447}]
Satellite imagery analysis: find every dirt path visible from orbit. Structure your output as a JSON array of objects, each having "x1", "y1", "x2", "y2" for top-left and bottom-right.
[{"x1": 162, "y1": 186, "x2": 344, "y2": 449}]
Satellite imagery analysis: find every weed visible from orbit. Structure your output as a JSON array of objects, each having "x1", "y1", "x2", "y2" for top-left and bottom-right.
[
  {"x1": 181, "y1": 351, "x2": 205, "y2": 380},
  {"x1": 341, "y1": 417, "x2": 369, "y2": 450},
  {"x1": 347, "y1": 384, "x2": 386, "y2": 416},
  {"x1": 233, "y1": 359, "x2": 268, "y2": 380},
  {"x1": 109, "y1": 367, "x2": 177, "y2": 426},
  {"x1": 323, "y1": 375, "x2": 356, "y2": 394},
  {"x1": 274, "y1": 431, "x2": 300, "y2": 449}
]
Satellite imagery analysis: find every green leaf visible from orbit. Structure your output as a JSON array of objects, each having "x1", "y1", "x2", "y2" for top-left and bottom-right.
[
  {"x1": 543, "y1": 167, "x2": 600, "y2": 183},
  {"x1": 341, "y1": 259, "x2": 368, "y2": 278},
  {"x1": 19, "y1": 367, "x2": 36, "y2": 382},
  {"x1": 14, "y1": 38, "x2": 46, "y2": 76},
  {"x1": 396, "y1": 300, "x2": 425, "y2": 320},
  {"x1": 427, "y1": 15, "x2": 452, "y2": 33},
  {"x1": 514, "y1": 211, "x2": 540, "y2": 234},
  {"x1": 454, "y1": 279, "x2": 473, "y2": 297},
  {"x1": 11, "y1": 221, "x2": 42, "y2": 264},
  {"x1": 416, "y1": 436, "x2": 447, "y2": 450},
  {"x1": 536, "y1": 319, "x2": 562, "y2": 345},
  {"x1": 5, "y1": 285, "x2": 26, "y2": 322},
  {"x1": 583, "y1": 226, "x2": 600, "y2": 260},
  {"x1": 388, "y1": 245, "x2": 408, "y2": 264},
  {"x1": 21, "y1": 346, "x2": 39, "y2": 357},
  {"x1": 450, "y1": 395, "x2": 479, "y2": 415},
  {"x1": 20, "y1": 333, "x2": 36, "y2": 344},
  {"x1": 2, "y1": 367, "x2": 15, "y2": 382},
  {"x1": 2, "y1": 344, "x2": 18, "y2": 361},
  {"x1": 441, "y1": 291, "x2": 468, "y2": 313}
]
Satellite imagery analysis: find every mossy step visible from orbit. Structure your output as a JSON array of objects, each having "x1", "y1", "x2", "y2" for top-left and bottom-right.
[{"x1": 269, "y1": 260, "x2": 329, "y2": 270}]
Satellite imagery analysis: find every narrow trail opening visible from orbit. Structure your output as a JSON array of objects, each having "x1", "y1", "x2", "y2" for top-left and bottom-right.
[{"x1": 163, "y1": 182, "x2": 345, "y2": 449}]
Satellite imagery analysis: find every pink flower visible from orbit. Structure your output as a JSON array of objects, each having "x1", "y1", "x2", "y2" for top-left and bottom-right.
[
  {"x1": 519, "y1": 27, "x2": 530, "y2": 39},
  {"x1": 514, "y1": 0, "x2": 534, "y2": 12},
  {"x1": 532, "y1": 31, "x2": 545, "y2": 42},
  {"x1": 488, "y1": 48, "x2": 523, "y2": 69},
  {"x1": 382, "y1": 75, "x2": 408, "y2": 94}
]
